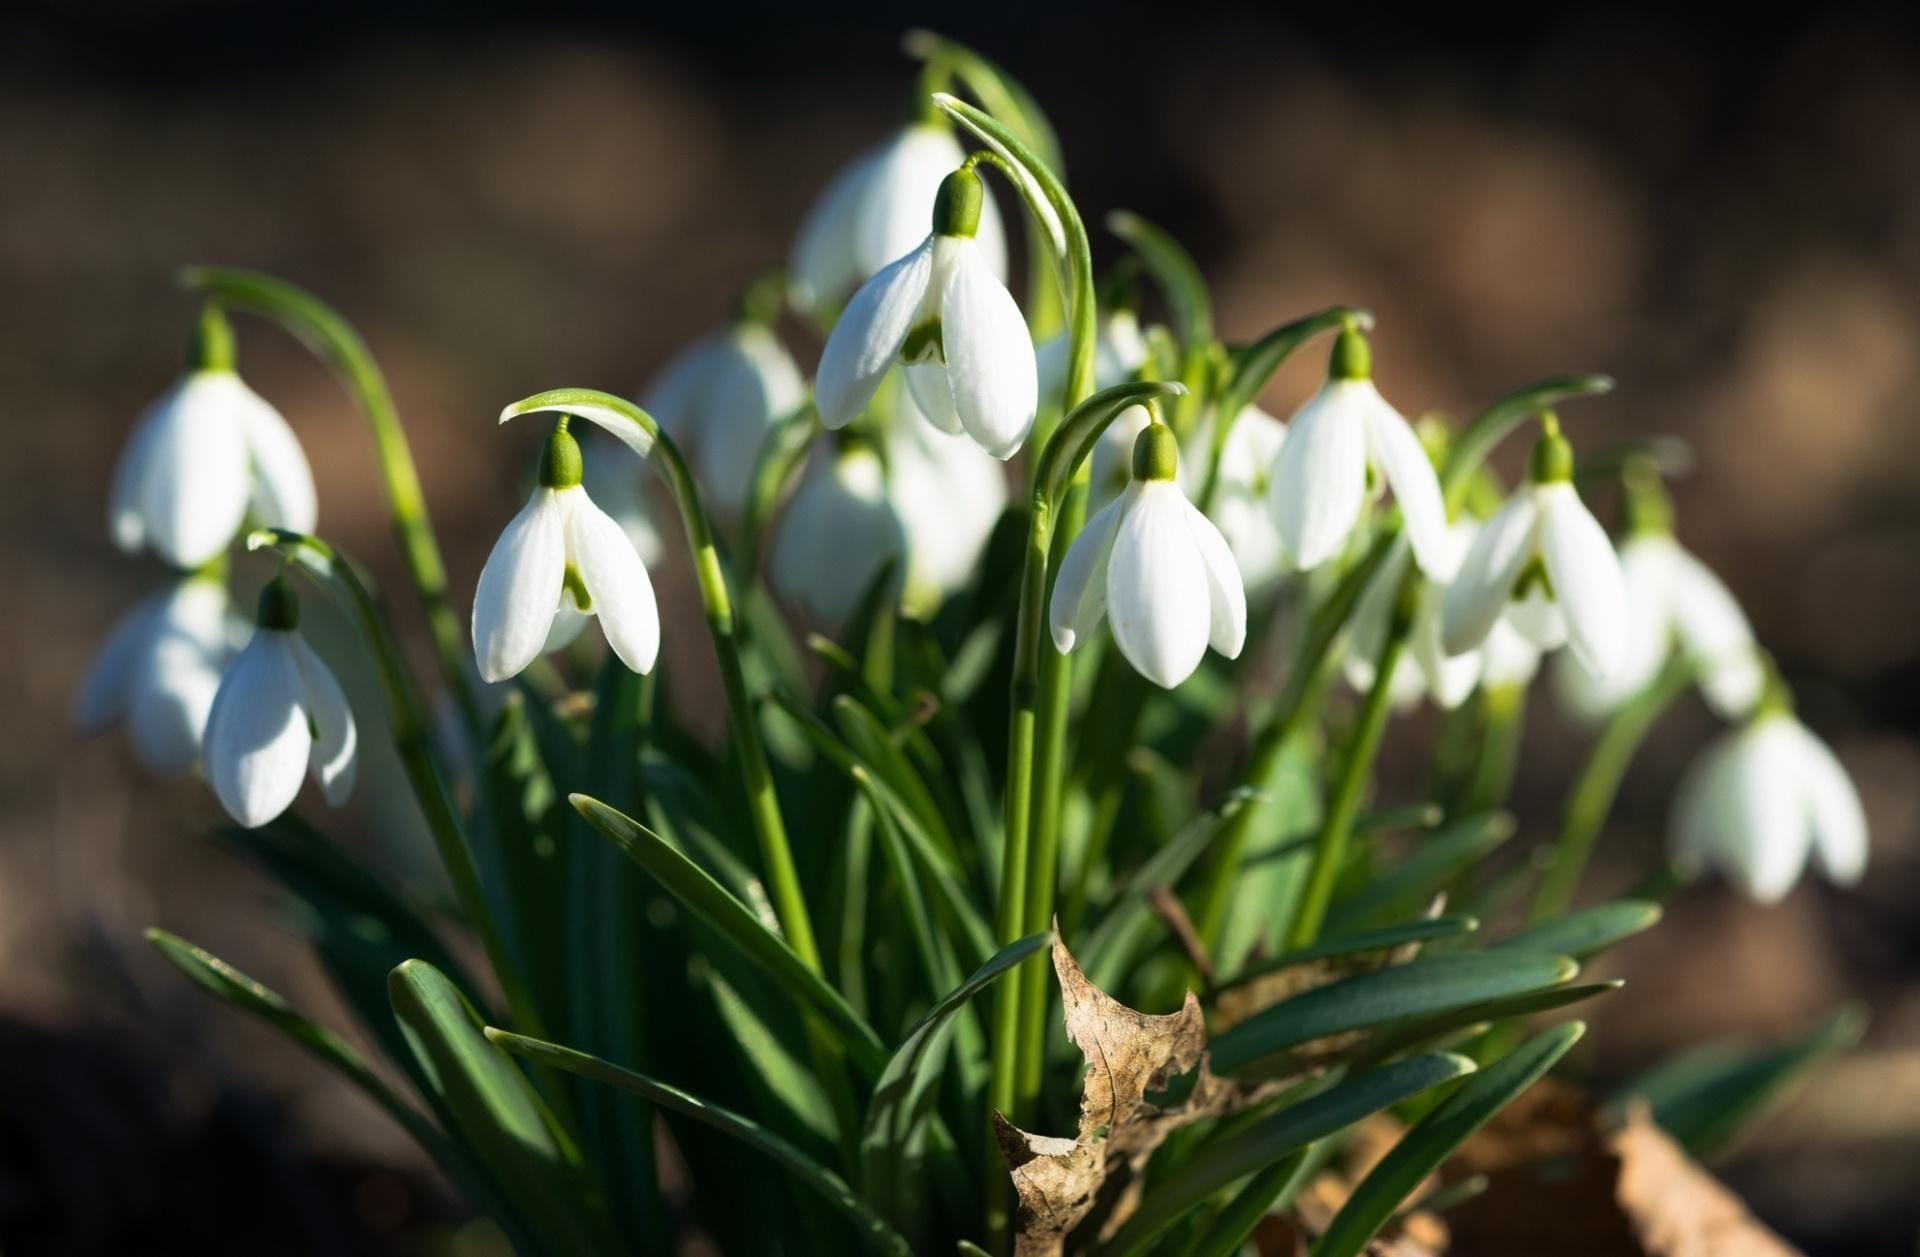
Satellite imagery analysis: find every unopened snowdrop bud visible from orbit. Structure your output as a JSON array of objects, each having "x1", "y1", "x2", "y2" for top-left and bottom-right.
[
  {"x1": 789, "y1": 122, "x2": 1007, "y2": 313},
  {"x1": 472, "y1": 424, "x2": 660, "y2": 683},
  {"x1": 1050, "y1": 422, "x2": 1247, "y2": 689},
  {"x1": 1268, "y1": 326, "x2": 1448, "y2": 576},
  {"x1": 641, "y1": 318, "x2": 805, "y2": 517},
  {"x1": 815, "y1": 166, "x2": 1038, "y2": 459},
  {"x1": 1670, "y1": 685, "x2": 1867, "y2": 903},
  {"x1": 772, "y1": 439, "x2": 906, "y2": 624},
  {"x1": 73, "y1": 575, "x2": 245, "y2": 775},
  {"x1": 201, "y1": 578, "x2": 357, "y2": 828},
  {"x1": 109, "y1": 305, "x2": 318, "y2": 569},
  {"x1": 1441, "y1": 417, "x2": 1630, "y2": 679},
  {"x1": 1553, "y1": 464, "x2": 1761, "y2": 720}
]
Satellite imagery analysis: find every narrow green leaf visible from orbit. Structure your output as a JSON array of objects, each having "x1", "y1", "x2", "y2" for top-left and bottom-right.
[
  {"x1": 1217, "y1": 915, "x2": 1481, "y2": 993},
  {"x1": 1107, "y1": 210, "x2": 1211, "y2": 349},
  {"x1": 1356, "y1": 982, "x2": 1620, "y2": 1067},
  {"x1": 1609, "y1": 1004, "x2": 1866, "y2": 1155},
  {"x1": 388, "y1": 960, "x2": 621, "y2": 1256},
  {"x1": 1106, "y1": 1053, "x2": 1477, "y2": 1256},
  {"x1": 570, "y1": 792, "x2": 889, "y2": 1075},
  {"x1": 1323, "y1": 812, "x2": 1515, "y2": 933},
  {"x1": 488, "y1": 1029, "x2": 914, "y2": 1257},
  {"x1": 1495, "y1": 900, "x2": 1662, "y2": 961},
  {"x1": 1032, "y1": 379, "x2": 1189, "y2": 507},
  {"x1": 905, "y1": 30, "x2": 1064, "y2": 176},
  {"x1": 1180, "y1": 1148, "x2": 1314, "y2": 1257},
  {"x1": 1312, "y1": 1024, "x2": 1586, "y2": 1257},
  {"x1": 1209, "y1": 952, "x2": 1578, "y2": 1075},
  {"x1": 703, "y1": 965, "x2": 840, "y2": 1150},
  {"x1": 1078, "y1": 794, "x2": 1238, "y2": 990}
]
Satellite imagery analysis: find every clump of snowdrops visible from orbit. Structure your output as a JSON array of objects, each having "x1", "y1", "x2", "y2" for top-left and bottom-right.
[{"x1": 80, "y1": 32, "x2": 1867, "y2": 1257}]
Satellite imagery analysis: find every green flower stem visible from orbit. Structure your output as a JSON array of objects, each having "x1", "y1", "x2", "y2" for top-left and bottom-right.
[
  {"x1": 1528, "y1": 655, "x2": 1696, "y2": 924},
  {"x1": 1443, "y1": 682, "x2": 1529, "y2": 820},
  {"x1": 1283, "y1": 581, "x2": 1415, "y2": 951},
  {"x1": 501, "y1": 389, "x2": 822, "y2": 973},
  {"x1": 180, "y1": 267, "x2": 483, "y2": 736},
  {"x1": 245, "y1": 530, "x2": 544, "y2": 1043},
  {"x1": 1191, "y1": 533, "x2": 1396, "y2": 951}
]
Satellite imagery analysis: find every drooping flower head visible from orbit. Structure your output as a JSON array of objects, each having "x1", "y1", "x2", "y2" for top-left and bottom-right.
[
  {"x1": 1269, "y1": 326, "x2": 1448, "y2": 576},
  {"x1": 771, "y1": 437, "x2": 906, "y2": 624},
  {"x1": 472, "y1": 423, "x2": 660, "y2": 683},
  {"x1": 73, "y1": 574, "x2": 245, "y2": 775},
  {"x1": 789, "y1": 122, "x2": 1007, "y2": 315},
  {"x1": 641, "y1": 314, "x2": 805, "y2": 518},
  {"x1": 886, "y1": 390, "x2": 1009, "y2": 617},
  {"x1": 202, "y1": 578, "x2": 356, "y2": 828},
  {"x1": 1050, "y1": 419, "x2": 1247, "y2": 689},
  {"x1": 1343, "y1": 520, "x2": 1485, "y2": 712},
  {"x1": 1441, "y1": 415, "x2": 1630, "y2": 680},
  {"x1": 815, "y1": 166, "x2": 1038, "y2": 459},
  {"x1": 109, "y1": 306, "x2": 317, "y2": 569}
]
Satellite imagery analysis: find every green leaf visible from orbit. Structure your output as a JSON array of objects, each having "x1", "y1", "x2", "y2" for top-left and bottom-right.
[
  {"x1": 861, "y1": 933, "x2": 1049, "y2": 1221},
  {"x1": 1107, "y1": 210, "x2": 1211, "y2": 349},
  {"x1": 1323, "y1": 812, "x2": 1515, "y2": 933},
  {"x1": 388, "y1": 960, "x2": 621, "y2": 1256},
  {"x1": 1180, "y1": 1149, "x2": 1315, "y2": 1257},
  {"x1": 1209, "y1": 952, "x2": 1578, "y2": 1075},
  {"x1": 1078, "y1": 793, "x2": 1238, "y2": 991},
  {"x1": 1217, "y1": 915, "x2": 1482, "y2": 993},
  {"x1": 1105, "y1": 1053, "x2": 1477, "y2": 1256},
  {"x1": 1356, "y1": 982, "x2": 1620, "y2": 1067},
  {"x1": 570, "y1": 792, "x2": 890, "y2": 1075},
  {"x1": 1608, "y1": 1004, "x2": 1866, "y2": 1156},
  {"x1": 1032, "y1": 379, "x2": 1189, "y2": 507},
  {"x1": 487, "y1": 1028, "x2": 914, "y2": 1257},
  {"x1": 703, "y1": 965, "x2": 840, "y2": 1152},
  {"x1": 1494, "y1": 900, "x2": 1662, "y2": 961},
  {"x1": 1312, "y1": 1023, "x2": 1585, "y2": 1257},
  {"x1": 905, "y1": 30, "x2": 1063, "y2": 176},
  {"x1": 481, "y1": 692, "x2": 571, "y2": 1027}
]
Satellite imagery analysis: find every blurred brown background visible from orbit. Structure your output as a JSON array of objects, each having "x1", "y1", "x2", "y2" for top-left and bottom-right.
[{"x1": 6, "y1": 3, "x2": 1920, "y2": 1253}]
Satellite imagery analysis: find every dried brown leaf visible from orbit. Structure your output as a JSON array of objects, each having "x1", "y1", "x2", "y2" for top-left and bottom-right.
[{"x1": 1611, "y1": 1105, "x2": 1801, "y2": 1257}]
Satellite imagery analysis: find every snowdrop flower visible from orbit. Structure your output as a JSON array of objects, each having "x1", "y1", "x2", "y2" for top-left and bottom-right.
[
  {"x1": 1553, "y1": 469, "x2": 1761, "y2": 720},
  {"x1": 641, "y1": 319, "x2": 805, "y2": 517},
  {"x1": 886, "y1": 394, "x2": 1008, "y2": 616},
  {"x1": 815, "y1": 167, "x2": 1037, "y2": 459},
  {"x1": 1051, "y1": 422, "x2": 1246, "y2": 688},
  {"x1": 202, "y1": 579, "x2": 356, "y2": 828},
  {"x1": 472, "y1": 424, "x2": 660, "y2": 683},
  {"x1": 1343, "y1": 521, "x2": 1484, "y2": 711},
  {"x1": 772, "y1": 440, "x2": 906, "y2": 623},
  {"x1": 1671, "y1": 697, "x2": 1867, "y2": 903},
  {"x1": 1441, "y1": 419, "x2": 1630, "y2": 680},
  {"x1": 1186, "y1": 404, "x2": 1291, "y2": 590},
  {"x1": 790, "y1": 122, "x2": 1007, "y2": 313},
  {"x1": 109, "y1": 307, "x2": 317, "y2": 569},
  {"x1": 1480, "y1": 614, "x2": 1544, "y2": 689},
  {"x1": 72, "y1": 575, "x2": 244, "y2": 775},
  {"x1": 1037, "y1": 308, "x2": 1149, "y2": 410},
  {"x1": 1269, "y1": 327, "x2": 1447, "y2": 576}
]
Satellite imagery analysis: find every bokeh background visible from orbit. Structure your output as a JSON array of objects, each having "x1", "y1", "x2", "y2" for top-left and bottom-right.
[{"x1": 6, "y1": 3, "x2": 1920, "y2": 1253}]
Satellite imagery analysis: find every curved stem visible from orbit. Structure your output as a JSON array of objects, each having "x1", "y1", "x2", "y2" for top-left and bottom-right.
[
  {"x1": 245, "y1": 529, "x2": 544, "y2": 1040},
  {"x1": 1528, "y1": 655, "x2": 1695, "y2": 923},
  {"x1": 181, "y1": 267, "x2": 483, "y2": 736}
]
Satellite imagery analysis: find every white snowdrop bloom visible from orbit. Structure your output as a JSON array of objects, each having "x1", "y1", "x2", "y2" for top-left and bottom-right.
[
  {"x1": 772, "y1": 442, "x2": 906, "y2": 624},
  {"x1": 73, "y1": 576, "x2": 244, "y2": 775},
  {"x1": 1553, "y1": 531, "x2": 1762, "y2": 721},
  {"x1": 815, "y1": 167, "x2": 1037, "y2": 459},
  {"x1": 1036, "y1": 309, "x2": 1150, "y2": 410},
  {"x1": 789, "y1": 123, "x2": 1007, "y2": 314},
  {"x1": 1184, "y1": 404, "x2": 1291, "y2": 590},
  {"x1": 109, "y1": 309, "x2": 317, "y2": 569},
  {"x1": 1480, "y1": 614, "x2": 1544, "y2": 689},
  {"x1": 1269, "y1": 328, "x2": 1447, "y2": 577},
  {"x1": 1050, "y1": 423, "x2": 1246, "y2": 689},
  {"x1": 886, "y1": 392, "x2": 1008, "y2": 616},
  {"x1": 1671, "y1": 707, "x2": 1867, "y2": 903},
  {"x1": 472, "y1": 426, "x2": 660, "y2": 683},
  {"x1": 202, "y1": 580, "x2": 356, "y2": 828},
  {"x1": 1441, "y1": 423, "x2": 1630, "y2": 680},
  {"x1": 1343, "y1": 521, "x2": 1484, "y2": 711},
  {"x1": 641, "y1": 320, "x2": 805, "y2": 517},
  {"x1": 577, "y1": 433, "x2": 665, "y2": 570}
]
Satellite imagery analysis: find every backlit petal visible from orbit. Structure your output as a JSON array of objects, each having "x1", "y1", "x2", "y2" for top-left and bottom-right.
[
  {"x1": 1271, "y1": 380, "x2": 1369, "y2": 570},
  {"x1": 1536, "y1": 483, "x2": 1630, "y2": 680},
  {"x1": 566, "y1": 489, "x2": 661, "y2": 675},
  {"x1": 203, "y1": 632, "x2": 311, "y2": 828},
  {"x1": 1049, "y1": 487, "x2": 1128, "y2": 654},
  {"x1": 1441, "y1": 491, "x2": 1538, "y2": 657},
  {"x1": 472, "y1": 488, "x2": 567, "y2": 683},
  {"x1": 940, "y1": 240, "x2": 1037, "y2": 459},
  {"x1": 815, "y1": 238, "x2": 934, "y2": 429},
  {"x1": 1106, "y1": 483, "x2": 1211, "y2": 688},
  {"x1": 292, "y1": 635, "x2": 357, "y2": 805}
]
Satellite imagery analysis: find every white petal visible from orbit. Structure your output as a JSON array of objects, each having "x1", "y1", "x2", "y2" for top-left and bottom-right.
[
  {"x1": 292, "y1": 635, "x2": 357, "y2": 805},
  {"x1": 1049, "y1": 489, "x2": 1129, "y2": 654},
  {"x1": 73, "y1": 593, "x2": 168, "y2": 734},
  {"x1": 640, "y1": 330, "x2": 729, "y2": 448},
  {"x1": 1669, "y1": 728, "x2": 1745, "y2": 872},
  {"x1": 565, "y1": 488, "x2": 661, "y2": 675},
  {"x1": 1720, "y1": 718, "x2": 1816, "y2": 902},
  {"x1": 1480, "y1": 615, "x2": 1542, "y2": 688},
  {"x1": 1413, "y1": 592, "x2": 1483, "y2": 709},
  {"x1": 1342, "y1": 544, "x2": 1407, "y2": 696},
  {"x1": 940, "y1": 240, "x2": 1037, "y2": 459},
  {"x1": 771, "y1": 448, "x2": 904, "y2": 623},
  {"x1": 578, "y1": 436, "x2": 665, "y2": 568},
  {"x1": 1536, "y1": 483, "x2": 1630, "y2": 680},
  {"x1": 236, "y1": 384, "x2": 318, "y2": 535},
  {"x1": 1271, "y1": 380, "x2": 1370, "y2": 570},
  {"x1": 472, "y1": 489, "x2": 567, "y2": 683},
  {"x1": 128, "y1": 372, "x2": 254, "y2": 567},
  {"x1": 126, "y1": 636, "x2": 224, "y2": 776},
  {"x1": 1441, "y1": 492, "x2": 1538, "y2": 657},
  {"x1": 1554, "y1": 535, "x2": 1675, "y2": 720},
  {"x1": 1182, "y1": 498, "x2": 1247, "y2": 659},
  {"x1": 203, "y1": 632, "x2": 312, "y2": 828},
  {"x1": 1106, "y1": 483, "x2": 1213, "y2": 688},
  {"x1": 1790, "y1": 722, "x2": 1868, "y2": 887},
  {"x1": 888, "y1": 420, "x2": 1007, "y2": 611},
  {"x1": 854, "y1": 124, "x2": 970, "y2": 278},
  {"x1": 1363, "y1": 395, "x2": 1448, "y2": 578},
  {"x1": 815, "y1": 238, "x2": 934, "y2": 429},
  {"x1": 789, "y1": 147, "x2": 878, "y2": 310},
  {"x1": 695, "y1": 325, "x2": 807, "y2": 514},
  {"x1": 542, "y1": 603, "x2": 590, "y2": 655},
  {"x1": 1666, "y1": 546, "x2": 1763, "y2": 719},
  {"x1": 905, "y1": 361, "x2": 965, "y2": 434},
  {"x1": 108, "y1": 396, "x2": 166, "y2": 553}
]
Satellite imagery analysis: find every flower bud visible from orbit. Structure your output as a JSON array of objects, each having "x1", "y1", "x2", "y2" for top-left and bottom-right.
[
  {"x1": 932, "y1": 167, "x2": 983, "y2": 240},
  {"x1": 1329, "y1": 326, "x2": 1371, "y2": 381},
  {"x1": 1131, "y1": 421, "x2": 1179, "y2": 483},
  {"x1": 188, "y1": 304, "x2": 236, "y2": 373},
  {"x1": 1528, "y1": 422, "x2": 1574, "y2": 485},
  {"x1": 256, "y1": 577, "x2": 300, "y2": 631},
  {"x1": 540, "y1": 424, "x2": 584, "y2": 489}
]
